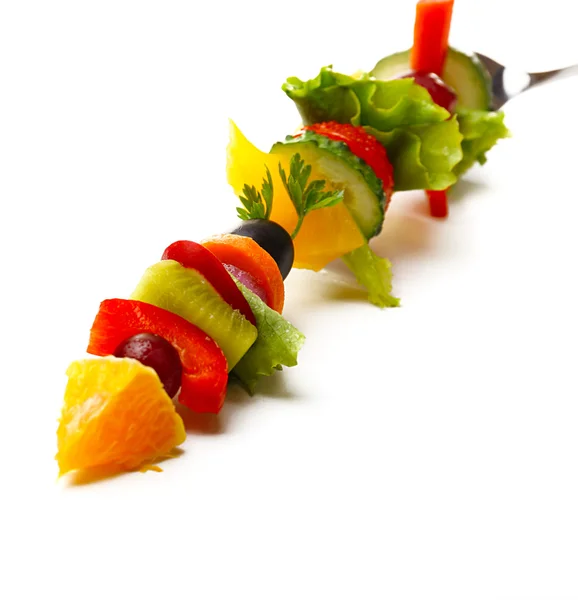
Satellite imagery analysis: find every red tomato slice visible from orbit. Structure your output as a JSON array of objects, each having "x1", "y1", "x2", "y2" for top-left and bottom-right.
[{"x1": 299, "y1": 122, "x2": 394, "y2": 195}]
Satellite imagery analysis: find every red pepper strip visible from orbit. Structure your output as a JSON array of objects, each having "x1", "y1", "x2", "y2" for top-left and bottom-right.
[
  {"x1": 410, "y1": 0, "x2": 455, "y2": 76},
  {"x1": 427, "y1": 190, "x2": 449, "y2": 219},
  {"x1": 411, "y1": 0, "x2": 455, "y2": 218},
  {"x1": 87, "y1": 299, "x2": 228, "y2": 414}
]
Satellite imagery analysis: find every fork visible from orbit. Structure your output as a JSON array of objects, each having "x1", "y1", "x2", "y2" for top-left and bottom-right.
[{"x1": 474, "y1": 52, "x2": 578, "y2": 110}]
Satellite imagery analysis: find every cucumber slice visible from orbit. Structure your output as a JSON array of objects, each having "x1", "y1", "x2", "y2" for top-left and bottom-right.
[
  {"x1": 371, "y1": 47, "x2": 492, "y2": 111},
  {"x1": 271, "y1": 131, "x2": 387, "y2": 240}
]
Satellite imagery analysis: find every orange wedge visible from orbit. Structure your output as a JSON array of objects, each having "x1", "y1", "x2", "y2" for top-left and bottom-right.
[{"x1": 56, "y1": 357, "x2": 186, "y2": 476}]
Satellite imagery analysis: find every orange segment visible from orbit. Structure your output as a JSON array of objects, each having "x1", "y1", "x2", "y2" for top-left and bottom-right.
[
  {"x1": 56, "y1": 357, "x2": 186, "y2": 476},
  {"x1": 226, "y1": 120, "x2": 366, "y2": 271},
  {"x1": 202, "y1": 233, "x2": 285, "y2": 313}
]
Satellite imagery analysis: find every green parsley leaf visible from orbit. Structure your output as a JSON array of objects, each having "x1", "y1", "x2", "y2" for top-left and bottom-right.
[
  {"x1": 236, "y1": 165, "x2": 274, "y2": 221},
  {"x1": 278, "y1": 153, "x2": 344, "y2": 238},
  {"x1": 261, "y1": 166, "x2": 274, "y2": 219}
]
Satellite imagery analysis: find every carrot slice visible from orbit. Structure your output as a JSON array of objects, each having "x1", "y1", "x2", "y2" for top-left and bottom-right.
[
  {"x1": 411, "y1": 0, "x2": 455, "y2": 218},
  {"x1": 202, "y1": 234, "x2": 285, "y2": 314}
]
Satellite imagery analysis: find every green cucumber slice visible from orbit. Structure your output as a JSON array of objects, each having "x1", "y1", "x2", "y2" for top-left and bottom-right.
[
  {"x1": 270, "y1": 131, "x2": 387, "y2": 240},
  {"x1": 371, "y1": 47, "x2": 492, "y2": 111}
]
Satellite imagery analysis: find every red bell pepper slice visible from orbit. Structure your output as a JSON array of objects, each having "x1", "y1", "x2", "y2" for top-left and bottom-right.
[
  {"x1": 87, "y1": 298, "x2": 228, "y2": 414},
  {"x1": 162, "y1": 240, "x2": 256, "y2": 326},
  {"x1": 411, "y1": 0, "x2": 455, "y2": 77},
  {"x1": 426, "y1": 189, "x2": 450, "y2": 219}
]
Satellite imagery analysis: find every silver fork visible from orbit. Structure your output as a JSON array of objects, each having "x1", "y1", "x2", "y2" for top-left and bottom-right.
[{"x1": 474, "y1": 52, "x2": 578, "y2": 110}]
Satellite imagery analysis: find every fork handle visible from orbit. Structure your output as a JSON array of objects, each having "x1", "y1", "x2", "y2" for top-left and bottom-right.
[{"x1": 528, "y1": 64, "x2": 578, "y2": 88}]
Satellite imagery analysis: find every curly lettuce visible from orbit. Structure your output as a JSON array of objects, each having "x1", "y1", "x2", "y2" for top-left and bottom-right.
[
  {"x1": 342, "y1": 244, "x2": 399, "y2": 308},
  {"x1": 232, "y1": 282, "x2": 305, "y2": 393},
  {"x1": 367, "y1": 118, "x2": 463, "y2": 190},
  {"x1": 454, "y1": 109, "x2": 510, "y2": 176},
  {"x1": 283, "y1": 66, "x2": 463, "y2": 191},
  {"x1": 283, "y1": 68, "x2": 450, "y2": 129}
]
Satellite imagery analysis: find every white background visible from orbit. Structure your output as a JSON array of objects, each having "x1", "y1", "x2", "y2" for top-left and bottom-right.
[{"x1": 1, "y1": 1, "x2": 578, "y2": 599}]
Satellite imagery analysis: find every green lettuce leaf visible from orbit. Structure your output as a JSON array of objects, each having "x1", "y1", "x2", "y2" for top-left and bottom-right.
[
  {"x1": 232, "y1": 282, "x2": 305, "y2": 393},
  {"x1": 341, "y1": 244, "x2": 400, "y2": 308},
  {"x1": 282, "y1": 66, "x2": 463, "y2": 191},
  {"x1": 283, "y1": 68, "x2": 365, "y2": 125},
  {"x1": 454, "y1": 109, "x2": 510, "y2": 176},
  {"x1": 283, "y1": 67, "x2": 450, "y2": 128},
  {"x1": 366, "y1": 118, "x2": 463, "y2": 190}
]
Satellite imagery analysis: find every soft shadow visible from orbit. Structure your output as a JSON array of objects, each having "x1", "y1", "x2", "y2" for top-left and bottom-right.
[
  {"x1": 251, "y1": 370, "x2": 301, "y2": 400},
  {"x1": 62, "y1": 464, "x2": 126, "y2": 486},
  {"x1": 321, "y1": 283, "x2": 369, "y2": 304},
  {"x1": 298, "y1": 268, "x2": 369, "y2": 306},
  {"x1": 61, "y1": 450, "x2": 185, "y2": 486},
  {"x1": 218, "y1": 374, "x2": 303, "y2": 431},
  {"x1": 226, "y1": 372, "x2": 300, "y2": 403},
  {"x1": 225, "y1": 379, "x2": 257, "y2": 406},
  {"x1": 404, "y1": 192, "x2": 433, "y2": 218},
  {"x1": 371, "y1": 205, "x2": 437, "y2": 261},
  {"x1": 448, "y1": 177, "x2": 489, "y2": 204},
  {"x1": 176, "y1": 403, "x2": 224, "y2": 435}
]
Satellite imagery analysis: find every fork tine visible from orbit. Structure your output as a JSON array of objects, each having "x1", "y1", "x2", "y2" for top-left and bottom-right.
[
  {"x1": 474, "y1": 52, "x2": 507, "y2": 110},
  {"x1": 474, "y1": 52, "x2": 504, "y2": 78}
]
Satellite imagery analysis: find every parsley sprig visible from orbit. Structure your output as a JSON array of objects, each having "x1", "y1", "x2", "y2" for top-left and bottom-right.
[
  {"x1": 278, "y1": 154, "x2": 344, "y2": 238},
  {"x1": 237, "y1": 154, "x2": 344, "y2": 239},
  {"x1": 236, "y1": 165, "x2": 274, "y2": 221}
]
